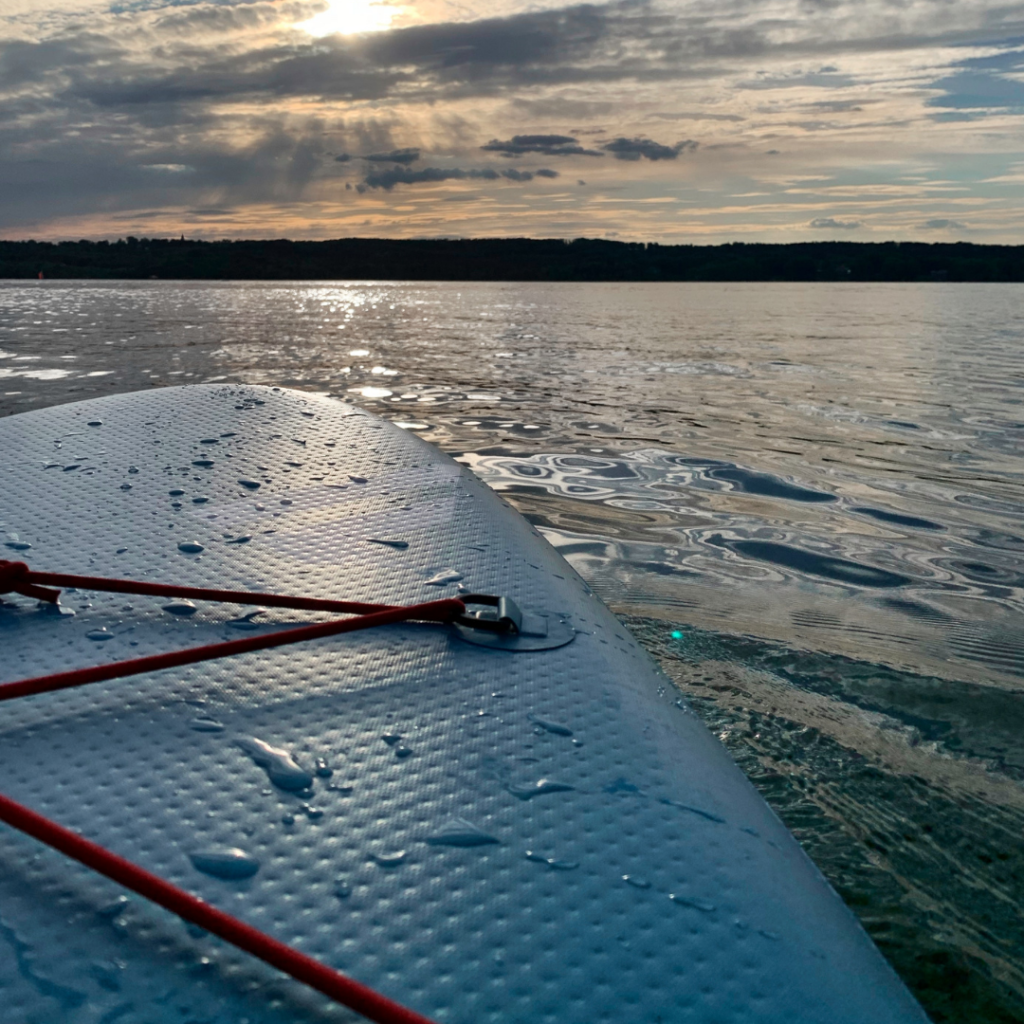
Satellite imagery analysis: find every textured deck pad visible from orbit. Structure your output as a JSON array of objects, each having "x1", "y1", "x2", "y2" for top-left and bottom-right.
[{"x1": 0, "y1": 385, "x2": 927, "y2": 1024}]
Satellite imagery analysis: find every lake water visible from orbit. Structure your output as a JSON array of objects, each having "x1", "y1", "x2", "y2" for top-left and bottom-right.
[{"x1": 1, "y1": 280, "x2": 1022, "y2": 1022}]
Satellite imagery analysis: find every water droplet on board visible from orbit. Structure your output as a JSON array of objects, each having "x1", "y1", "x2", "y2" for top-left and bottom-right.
[
  {"x1": 394, "y1": 745, "x2": 413, "y2": 759},
  {"x1": 235, "y1": 736, "x2": 314, "y2": 791},
  {"x1": 225, "y1": 535, "x2": 251, "y2": 545},
  {"x1": 302, "y1": 804, "x2": 323, "y2": 820},
  {"x1": 199, "y1": 438, "x2": 219, "y2": 445},
  {"x1": 190, "y1": 848, "x2": 260, "y2": 880},
  {"x1": 348, "y1": 475, "x2": 368, "y2": 484},
  {"x1": 90, "y1": 960, "x2": 123, "y2": 992},
  {"x1": 425, "y1": 818, "x2": 499, "y2": 847},
  {"x1": 228, "y1": 610, "x2": 264, "y2": 630},
  {"x1": 669, "y1": 893, "x2": 716, "y2": 913},
  {"x1": 425, "y1": 569, "x2": 463, "y2": 586},
  {"x1": 86, "y1": 628, "x2": 114, "y2": 641},
  {"x1": 528, "y1": 714, "x2": 573, "y2": 737},
  {"x1": 163, "y1": 600, "x2": 197, "y2": 617},
  {"x1": 192, "y1": 459, "x2": 214, "y2": 469},
  {"x1": 369, "y1": 851, "x2": 406, "y2": 868},
  {"x1": 381, "y1": 733, "x2": 402, "y2": 747},
  {"x1": 190, "y1": 717, "x2": 225, "y2": 733},
  {"x1": 4, "y1": 540, "x2": 31, "y2": 551},
  {"x1": 281, "y1": 813, "x2": 296, "y2": 826},
  {"x1": 525, "y1": 851, "x2": 578, "y2": 869},
  {"x1": 119, "y1": 483, "x2": 132, "y2": 491},
  {"x1": 87, "y1": 420, "x2": 102, "y2": 427},
  {"x1": 169, "y1": 489, "x2": 185, "y2": 497},
  {"x1": 368, "y1": 539, "x2": 409, "y2": 549},
  {"x1": 97, "y1": 896, "x2": 130, "y2": 919},
  {"x1": 192, "y1": 496, "x2": 209, "y2": 504},
  {"x1": 238, "y1": 479, "x2": 261, "y2": 490},
  {"x1": 334, "y1": 882, "x2": 351, "y2": 899},
  {"x1": 178, "y1": 542, "x2": 204, "y2": 554},
  {"x1": 623, "y1": 875, "x2": 651, "y2": 889},
  {"x1": 508, "y1": 779, "x2": 575, "y2": 800},
  {"x1": 314, "y1": 759, "x2": 333, "y2": 778},
  {"x1": 279, "y1": 499, "x2": 293, "y2": 506}
]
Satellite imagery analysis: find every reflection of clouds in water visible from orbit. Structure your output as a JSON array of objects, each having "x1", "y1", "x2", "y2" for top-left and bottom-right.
[{"x1": 464, "y1": 446, "x2": 1024, "y2": 681}]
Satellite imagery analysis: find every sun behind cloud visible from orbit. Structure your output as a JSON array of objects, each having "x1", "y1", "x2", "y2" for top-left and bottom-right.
[{"x1": 297, "y1": 0, "x2": 399, "y2": 37}]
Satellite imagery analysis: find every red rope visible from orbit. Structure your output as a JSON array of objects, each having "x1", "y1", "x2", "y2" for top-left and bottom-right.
[
  {"x1": 0, "y1": 559, "x2": 393, "y2": 614},
  {"x1": 0, "y1": 558, "x2": 461, "y2": 1024},
  {"x1": 0, "y1": 598, "x2": 464, "y2": 703},
  {"x1": 0, "y1": 791, "x2": 436, "y2": 1024}
]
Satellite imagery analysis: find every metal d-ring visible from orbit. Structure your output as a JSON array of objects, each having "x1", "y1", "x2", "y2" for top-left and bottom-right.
[{"x1": 452, "y1": 594, "x2": 523, "y2": 634}]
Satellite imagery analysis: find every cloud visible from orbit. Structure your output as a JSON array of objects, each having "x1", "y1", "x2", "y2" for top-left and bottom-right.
[
  {"x1": 481, "y1": 134, "x2": 604, "y2": 157},
  {"x1": 360, "y1": 165, "x2": 558, "y2": 191},
  {"x1": 602, "y1": 137, "x2": 697, "y2": 161},
  {"x1": 364, "y1": 147, "x2": 421, "y2": 165},
  {"x1": 800, "y1": 100, "x2": 867, "y2": 113},
  {"x1": 510, "y1": 98, "x2": 614, "y2": 120},
  {"x1": 741, "y1": 69, "x2": 858, "y2": 91},
  {"x1": 651, "y1": 111, "x2": 745, "y2": 122},
  {"x1": 3, "y1": 0, "x2": 1024, "y2": 239},
  {"x1": 919, "y1": 218, "x2": 967, "y2": 230},
  {"x1": 809, "y1": 217, "x2": 861, "y2": 229}
]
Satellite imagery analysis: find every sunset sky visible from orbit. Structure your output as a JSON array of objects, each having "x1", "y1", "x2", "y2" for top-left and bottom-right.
[{"x1": 2, "y1": 0, "x2": 1023, "y2": 242}]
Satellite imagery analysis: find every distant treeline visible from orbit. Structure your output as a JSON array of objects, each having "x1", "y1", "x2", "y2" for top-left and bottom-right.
[{"x1": 1, "y1": 237, "x2": 1023, "y2": 282}]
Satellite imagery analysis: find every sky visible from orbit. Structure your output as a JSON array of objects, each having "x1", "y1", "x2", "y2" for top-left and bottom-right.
[{"x1": 1, "y1": 0, "x2": 1023, "y2": 242}]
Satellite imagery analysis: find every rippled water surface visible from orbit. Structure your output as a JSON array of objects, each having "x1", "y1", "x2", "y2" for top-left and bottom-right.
[{"x1": 2, "y1": 280, "x2": 1023, "y2": 1022}]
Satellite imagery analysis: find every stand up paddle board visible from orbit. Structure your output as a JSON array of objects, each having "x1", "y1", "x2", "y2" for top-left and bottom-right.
[{"x1": 0, "y1": 385, "x2": 928, "y2": 1023}]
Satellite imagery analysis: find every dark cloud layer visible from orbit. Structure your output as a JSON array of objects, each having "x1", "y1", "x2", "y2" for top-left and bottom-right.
[
  {"x1": 481, "y1": 134, "x2": 604, "y2": 157},
  {"x1": 920, "y1": 218, "x2": 968, "y2": 230},
  {"x1": 602, "y1": 136, "x2": 697, "y2": 160},
  {"x1": 364, "y1": 147, "x2": 421, "y2": 164},
  {"x1": 360, "y1": 165, "x2": 559, "y2": 190},
  {"x1": 1, "y1": 0, "x2": 1022, "y2": 236},
  {"x1": 809, "y1": 217, "x2": 861, "y2": 229}
]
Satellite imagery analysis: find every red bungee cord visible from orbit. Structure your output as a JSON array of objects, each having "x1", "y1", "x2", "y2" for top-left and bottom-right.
[
  {"x1": 0, "y1": 558, "x2": 459, "y2": 1024},
  {"x1": 0, "y1": 559, "x2": 465, "y2": 702},
  {"x1": 0, "y1": 793, "x2": 436, "y2": 1024}
]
